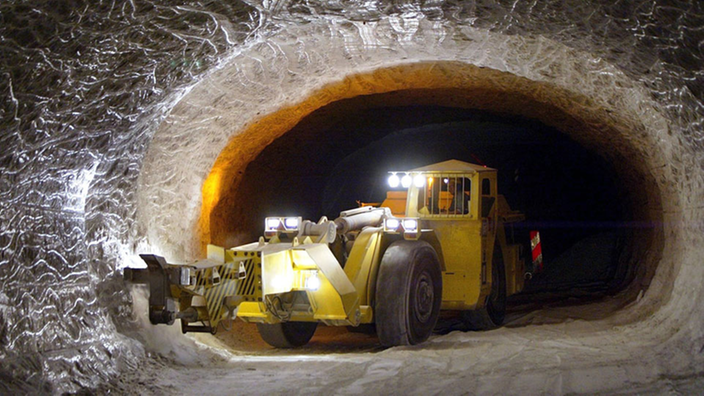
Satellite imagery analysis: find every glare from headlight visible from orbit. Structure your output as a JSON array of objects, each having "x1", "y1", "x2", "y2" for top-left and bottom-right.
[
  {"x1": 388, "y1": 173, "x2": 400, "y2": 188},
  {"x1": 284, "y1": 217, "x2": 299, "y2": 229},
  {"x1": 401, "y1": 174, "x2": 412, "y2": 188},
  {"x1": 385, "y1": 218, "x2": 400, "y2": 231},
  {"x1": 271, "y1": 275, "x2": 287, "y2": 290},
  {"x1": 413, "y1": 174, "x2": 425, "y2": 188},
  {"x1": 402, "y1": 218, "x2": 418, "y2": 231},
  {"x1": 266, "y1": 218, "x2": 281, "y2": 230},
  {"x1": 305, "y1": 273, "x2": 321, "y2": 291}
]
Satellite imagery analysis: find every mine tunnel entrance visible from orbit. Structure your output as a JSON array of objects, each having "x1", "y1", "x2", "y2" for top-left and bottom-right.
[
  {"x1": 134, "y1": 62, "x2": 668, "y2": 353},
  {"x1": 210, "y1": 93, "x2": 642, "y2": 304}
]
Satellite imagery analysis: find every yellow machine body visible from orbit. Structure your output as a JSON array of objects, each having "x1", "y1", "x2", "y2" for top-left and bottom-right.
[
  {"x1": 127, "y1": 159, "x2": 527, "y2": 340},
  {"x1": 401, "y1": 160, "x2": 527, "y2": 311},
  {"x1": 229, "y1": 239, "x2": 365, "y2": 326}
]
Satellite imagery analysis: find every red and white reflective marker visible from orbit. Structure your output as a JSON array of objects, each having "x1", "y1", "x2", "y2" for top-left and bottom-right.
[{"x1": 530, "y1": 230, "x2": 543, "y2": 272}]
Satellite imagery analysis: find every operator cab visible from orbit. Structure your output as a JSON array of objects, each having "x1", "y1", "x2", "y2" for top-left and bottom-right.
[{"x1": 388, "y1": 159, "x2": 497, "y2": 220}]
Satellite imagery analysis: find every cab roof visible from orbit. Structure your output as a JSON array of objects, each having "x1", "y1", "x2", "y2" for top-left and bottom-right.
[{"x1": 409, "y1": 159, "x2": 496, "y2": 174}]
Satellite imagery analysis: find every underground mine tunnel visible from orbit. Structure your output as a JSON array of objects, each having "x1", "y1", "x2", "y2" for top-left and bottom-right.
[
  {"x1": 2, "y1": 1, "x2": 704, "y2": 394},
  {"x1": 221, "y1": 100, "x2": 632, "y2": 295}
]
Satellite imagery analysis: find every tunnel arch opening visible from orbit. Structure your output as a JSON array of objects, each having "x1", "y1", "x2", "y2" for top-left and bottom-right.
[
  {"x1": 198, "y1": 62, "x2": 665, "y2": 321},
  {"x1": 229, "y1": 104, "x2": 631, "y2": 297}
]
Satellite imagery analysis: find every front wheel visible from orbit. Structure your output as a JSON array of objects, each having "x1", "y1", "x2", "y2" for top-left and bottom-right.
[
  {"x1": 256, "y1": 321, "x2": 317, "y2": 348},
  {"x1": 375, "y1": 240, "x2": 442, "y2": 347}
]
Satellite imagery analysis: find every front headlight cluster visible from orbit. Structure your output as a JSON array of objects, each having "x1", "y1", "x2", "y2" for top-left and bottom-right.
[
  {"x1": 267, "y1": 270, "x2": 321, "y2": 293},
  {"x1": 264, "y1": 216, "x2": 302, "y2": 238},
  {"x1": 383, "y1": 217, "x2": 421, "y2": 240},
  {"x1": 388, "y1": 173, "x2": 426, "y2": 189}
]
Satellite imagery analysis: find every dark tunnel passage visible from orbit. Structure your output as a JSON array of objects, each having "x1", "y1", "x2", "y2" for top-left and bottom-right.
[{"x1": 207, "y1": 89, "x2": 657, "y2": 309}]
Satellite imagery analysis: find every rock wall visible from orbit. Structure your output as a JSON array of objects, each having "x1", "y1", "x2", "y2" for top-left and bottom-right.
[{"x1": 0, "y1": 1, "x2": 702, "y2": 392}]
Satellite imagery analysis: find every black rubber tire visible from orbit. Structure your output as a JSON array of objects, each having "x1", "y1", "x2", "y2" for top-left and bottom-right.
[
  {"x1": 375, "y1": 240, "x2": 442, "y2": 347},
  {"x1": 256, "y1": 321, "x2": 317, "y2": 348},
  {"x1": 461, "y1": 245, "x2": 507, "y2": 330}
]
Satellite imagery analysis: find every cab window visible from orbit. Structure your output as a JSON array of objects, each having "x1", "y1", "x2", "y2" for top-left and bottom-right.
[{"x1": 418, "y1": 175, "x2": 471, "y2": 216}]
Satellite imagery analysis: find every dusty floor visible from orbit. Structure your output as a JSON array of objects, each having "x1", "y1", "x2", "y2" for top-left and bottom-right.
[{"x1": 115, "y1": 289, "x2": 703, "y2": 395}]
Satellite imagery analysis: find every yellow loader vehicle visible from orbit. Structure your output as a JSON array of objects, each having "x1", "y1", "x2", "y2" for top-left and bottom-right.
[{"x1": 125, "y1": 160, "x2": 533, "y2": 347}]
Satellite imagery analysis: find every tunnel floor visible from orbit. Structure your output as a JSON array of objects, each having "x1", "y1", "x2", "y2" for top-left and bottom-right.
[
  {"x1": 203, "y1": 294, "x2": 631, "y2": 356},
  {"x1": 122, "y1": 292, "x2": 701, "y2": 395},
  {"x1": 203, "y1": 286, "x2": 634, "y2": 356}
]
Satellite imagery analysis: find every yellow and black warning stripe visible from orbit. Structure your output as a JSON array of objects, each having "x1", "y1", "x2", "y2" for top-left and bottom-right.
[
  {"x1": 197, "y1": 252, "x2": 263, "y2": 325},
  {"x1": 236, "y1": 259, "x2": 257, "y2": 297},
  {"x1": 203, "y1": 263, "x2": 239, "y2": 327}
]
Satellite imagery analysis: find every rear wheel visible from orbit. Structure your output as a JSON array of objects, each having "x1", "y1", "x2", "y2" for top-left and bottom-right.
[
  {"x1": 461, "y1": 245, "x2": 506, "y2": 330},
  {"x1": 375, "y1": 240, "x2": 442, "y2": 346},
  {"x1": 256, "y1": 321, "x2": 317, "y2": 348}
]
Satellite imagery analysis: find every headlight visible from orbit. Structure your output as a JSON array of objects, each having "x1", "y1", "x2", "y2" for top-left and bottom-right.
[
  {"x1": 265, "y1": 216, "x2": 301, "y2": 238},
  {"x1": 384, "y1": 218, "x2": 401, "y2": 232},
  {"x1": 388, "y1": 173, "x2": 400, "y2": 188},
  {"x1": 401, "y1": 174, "x2": 412, "y2": 188},
  {"x1": 270, "y1": 275, "x2": 289, "y2": 290},
  {"x1": 402, "y1": 218, "x2": 418, "y2": 232},
  {"x1": 305, "y1": 272, "x2": 321, "y2": 291},
  {"x1": 384, "y1": 217, "x2": 420, "y2": 239},
  {"x1": 284, "y1": 217, "x2": 300, "y2": 230},
  {"x1": 266, "y1": 218, "x2": 281, "y2": 230},
  {"x1": 403, "y1": 217, "x2": 421, "y2": 240},
  {"x1": 413, "y1": 175, "x2": 425, "y2": 188}
]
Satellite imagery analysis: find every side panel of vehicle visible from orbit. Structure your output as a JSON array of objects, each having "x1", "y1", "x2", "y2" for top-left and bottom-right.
[
  {"x1": 342, "y1": 227, "x2": 384, "y2": 307},
  {"x1": 496, "y1": 223, "x2": 526, "y2": 296},
  {"x1": 422, "y1": 219, "x2": 485, "y2": 310}
]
